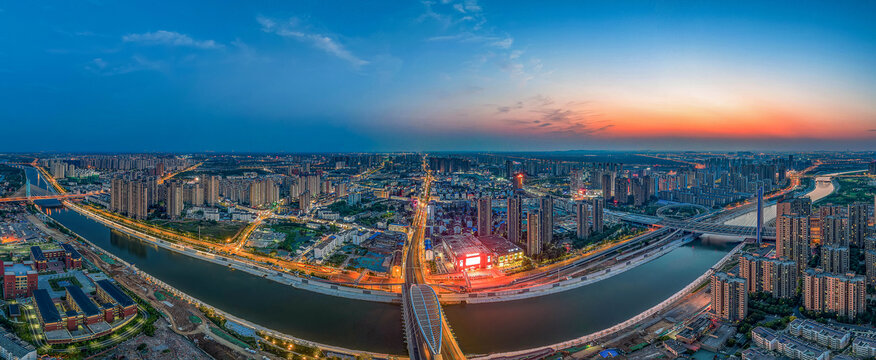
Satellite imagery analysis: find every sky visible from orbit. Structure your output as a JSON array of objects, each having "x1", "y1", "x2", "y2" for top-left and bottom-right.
[{"x1": 1, "y1": 0, "x2": 875, "y2": 152}]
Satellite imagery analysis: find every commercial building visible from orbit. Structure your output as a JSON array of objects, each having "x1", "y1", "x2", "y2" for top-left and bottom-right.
[
  {"x1": 477, "y1": 197, "x2": 491, "y2": 236},
  {"x1": 710, "y1": 272, "x2": 747, "y2": 322},
  {"x1": 441, "y1": 233, "x2": 491, "y2": 271},
  {"x1": 2, "y1": 262, "x2": 37, "y2": 300},
  {"x1": 477, "y1": 235, "x2": 523, "y2": 268},
  {"x1": 802, "y1": 269, "x2": 866, "y2": 320}
]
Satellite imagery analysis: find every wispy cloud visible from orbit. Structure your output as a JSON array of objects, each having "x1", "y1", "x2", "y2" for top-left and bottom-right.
[
  {"x1": 122, "y1": 30, "x2": 223, "y2": 49},
  {"x1": 85, "y1": 56, "x2": 164, "y2": 76},
  {"x1": 257, "y1": 16, "x2": 368, "y2": 68},
  {"x1": 495, "y1": 95, "x2": 609, "y2": 136},
  {"x1": 418, "y1": 0, "x2": 542, "y2": 84}
]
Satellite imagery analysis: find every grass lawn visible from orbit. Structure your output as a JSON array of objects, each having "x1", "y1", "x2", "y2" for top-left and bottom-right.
[
  {"x1": 325, "y1": 253, "x2": 348, "y2": 267},
  {"x1": 210, "y1": 326, "x2": 250, "y2": 349},
  {"x1": 819, "y1": 177, "x2": 876, "y2": 206},
  {"x1": 0, "y1": 165, "x2": 25, "y2": 196},
  {"x1": 48, "y1": 276, "x2": 82, "y2": 291},
  {"x1": 189, "y1": 315, "x2": 202, "y2": 324},
  {"x1": 269, "y1": 221, "x2": 333, "y2": 253},
  {"x1": 150, "y1": 219, "x2": 246, "y2": 242}
]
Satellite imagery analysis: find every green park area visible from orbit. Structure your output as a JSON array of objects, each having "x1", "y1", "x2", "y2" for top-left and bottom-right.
[
  {"x1": 48, "y1": 276, "x2": 83, "y2": 291},
  {"x1": 268, "y1": 221, "x2": 334, "y2": 253},
  {"x1": 819, "y1": 177, "x2": 875, "y2": 206},
  {"x1": 0, "y1": 165, "x2": 25, "y2": 196},
  {"x1": 149, "y1": 219, "x2": 246, "y2": 242}
]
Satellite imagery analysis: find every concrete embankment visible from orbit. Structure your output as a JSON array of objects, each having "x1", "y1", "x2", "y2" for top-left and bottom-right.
[
  {"x1": 64, "y1": 201, "x2": 402, "y2": 304},
  {"x1": 441, "y1": 236, "x2": 693, "y2": 304}
]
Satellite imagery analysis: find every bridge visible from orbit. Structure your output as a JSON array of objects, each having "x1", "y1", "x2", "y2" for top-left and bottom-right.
[
  {"x1": 402, "y1": 161, "x2": 465, "y2": 360},
  {"x1": 0, "y1": 174, "x2": 102, "y2": 203}
]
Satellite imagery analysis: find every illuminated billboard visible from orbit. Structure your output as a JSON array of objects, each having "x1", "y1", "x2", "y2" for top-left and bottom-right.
[{"x1": 464, "y1": 255, "x2": 481, "y2": 267}]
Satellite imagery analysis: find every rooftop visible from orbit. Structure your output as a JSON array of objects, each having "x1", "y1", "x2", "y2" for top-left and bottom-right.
[
  {"x1": 96, "y1": 279, "x2": 135, "y2": 308},
  {"x1": 33, "y1": 289, "x2": 61, "y2": 324},
  {"x1": 65, "y1": 285, "x2": 100, "y2": 317}
]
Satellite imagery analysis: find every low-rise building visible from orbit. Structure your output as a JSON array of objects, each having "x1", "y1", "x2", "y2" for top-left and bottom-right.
[
  {"x1": 313, "y1": 235, "x2": 343, "y2": 260},
  {"x1": 787, "y1": 319, "x2": 850, "y2": 350},
  {"x1": 95, "y1": 279, "x2": 137, "y2": 320},
  {"x1": 853, "y1": 335, "x2": 876, "y2": 358},
  {"x1": 476, "y1": 235, "x2": 523, "y2": 268},
  {"x1": 2, "y1": 262, "x2": 37, "y2": 300},
  {"x1": 0, "y1": 327, "x2": 37, "y2": 360},
  {"x1": 441, "y1": 233, "x2": 491, "y2": 271},
  {"x1": 741, "y1": 347, "x2": 780, "y2": 360},
  {"x1": 775, "y1": 334, "x2": 829, "y2": 360},
  {"x1": 751, "y1": 327, "x2": 778, "y2": 351}
]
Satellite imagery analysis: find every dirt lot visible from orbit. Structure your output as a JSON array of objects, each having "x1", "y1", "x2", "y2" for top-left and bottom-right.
[{"x1": 100, "y1": 318, "x2": 211, "y2": 360}]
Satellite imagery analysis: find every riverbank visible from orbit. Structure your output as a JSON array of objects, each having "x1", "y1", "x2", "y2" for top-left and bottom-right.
[
  {"x1": 65, "y1": 201, "x2": 403, "y2": 304},
  {"x1": 42, "y1": 207, "x2": 399, "y2": 359}
]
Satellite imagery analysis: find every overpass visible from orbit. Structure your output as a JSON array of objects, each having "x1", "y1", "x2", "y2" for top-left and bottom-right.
[{"x1": 608, "y1": 206, "x2": 775, "y2": 238}]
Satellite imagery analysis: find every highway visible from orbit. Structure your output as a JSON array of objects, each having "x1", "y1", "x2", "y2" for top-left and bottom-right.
[{"x1": 403, "y1": 157, "x2": 466, "y2": 360}]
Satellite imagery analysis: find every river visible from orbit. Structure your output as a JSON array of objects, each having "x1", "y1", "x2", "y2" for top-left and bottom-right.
[{"x1": 32, "y1": 168, "x2": 837, "y2": 355}]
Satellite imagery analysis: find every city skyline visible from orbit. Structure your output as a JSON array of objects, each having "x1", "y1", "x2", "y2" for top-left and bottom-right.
[{"x1": 2, "y1": 1, "x2": 875, "y2": 152}]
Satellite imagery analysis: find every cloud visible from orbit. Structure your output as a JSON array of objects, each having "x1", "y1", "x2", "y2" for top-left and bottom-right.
[
  {"x1": 122, "y1": 30, "x2": 223, "y2": 49},
  {"x1": 85, "y1": 56, "x2": 164, "y2": 76},
  {"x1": 495, "y1": 95, "x2": 609, "y2": 136},
  {"x1": 257, "y1": 16, "x2": 368, "y2": 68}
]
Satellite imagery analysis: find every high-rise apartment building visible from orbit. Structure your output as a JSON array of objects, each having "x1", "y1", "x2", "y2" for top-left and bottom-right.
[
  {"x1": 821, "y1": 215, "x2": 848, "y2": 247},
  {"x1": 110, "y1": 177, "x2": 150, "y2": 220},
  {"x1": 576, "y1": 200, "x2": 589, "y2": 240},
  {"x1": 866, "y1": 249, "x2": 876, "y2": 287},
  {"x1": 777, "y1": 214, "x2": 810, "y2": 273},
  {"x1": 739, "y1": 253, "x2": 797, "y2": 299},
  {"x1": 803, "y1": 269, "x2": 866, "y2": 320},
  {"x1": 526, "y1": 211, "x2": 541, "y2": 256},
  {"x1": 507, "y1": 195, "x2": 521, "y2": 245},
  {"x1": 165, "y1": 181, "x2": 184, "y2": 219},
  {"x1": 204, "y1": 175, "x2": 219, "y2": 206},
  {"x1": 848, "y1": 203, "x2": 869, "y2": 247},
  {"x1": 591, "y1": 198, "x2": 604, "y2": 233},
  {"x1": 711, "y1": 272, "x2": 747, "y2": 322},
  {"x1": 538, "y1": 197, "x2": 553, "y2": 244},
  {"x1": 477, "y1": 197, "x2": 492, "y2": 237},
  {"x1": 820, "y1": 245, "x2": 850, "y2": 274}
]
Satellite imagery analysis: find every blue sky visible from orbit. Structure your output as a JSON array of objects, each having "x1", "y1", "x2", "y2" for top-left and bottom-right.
[{"x1": 1, "y1": 1, "x2": 874, "y2": 152}]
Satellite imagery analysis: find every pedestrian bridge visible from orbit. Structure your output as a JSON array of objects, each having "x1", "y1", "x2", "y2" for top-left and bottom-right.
[{"x1": 410, "y1": 284, "x2": 443, "y2": 358}]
